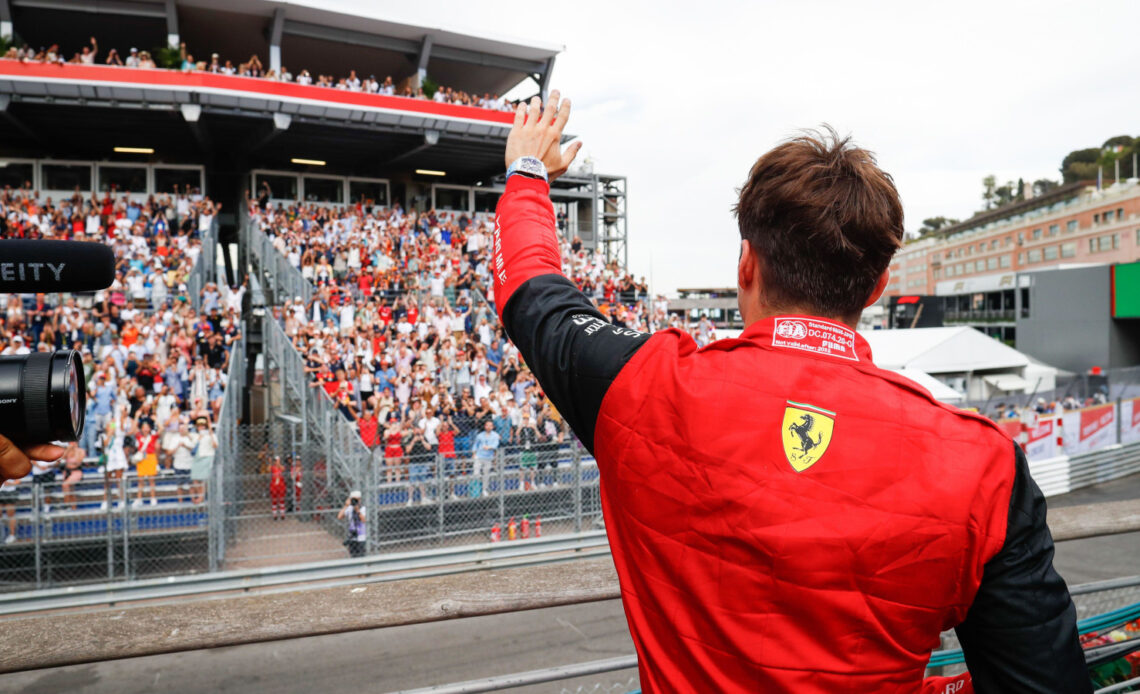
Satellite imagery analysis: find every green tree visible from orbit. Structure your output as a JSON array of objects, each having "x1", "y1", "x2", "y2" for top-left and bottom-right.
[
  {"x1": 993, "y1": 181, "x2": 1015, "y2": 207},
  {"x1": 421, "y1": 75, "x2": 439, "y2": 99},
  {"x1": 982, "y1": 174, "x2": 997, "y2": 210},
  {"x1": 918, "y1": 216, "x2": 959, "y2": 236},
  {"x1": 1102, "y1": 135, "x2": 1133, "y2": 149},
  {"x1": 1032, "y1": 178, "x2": 1059, "y2": 196},
  {"x1": 1061, "y1": 147, "x2": 1101, "y2": 183}
]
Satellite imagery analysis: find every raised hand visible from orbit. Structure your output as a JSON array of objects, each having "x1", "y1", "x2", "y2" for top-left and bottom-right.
[{"x1": 504, "y1": 90, "x2": 583, "y2": 181}]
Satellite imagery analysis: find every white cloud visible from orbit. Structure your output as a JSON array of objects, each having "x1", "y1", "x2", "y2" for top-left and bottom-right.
[{"x1": 332, "y1": 0, "x2": 1140, "y2": 292}]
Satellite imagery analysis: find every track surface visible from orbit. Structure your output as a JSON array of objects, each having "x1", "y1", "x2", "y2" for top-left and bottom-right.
[{"x1": 3, "y1": 475, "x2": 1138, "y2": 694}]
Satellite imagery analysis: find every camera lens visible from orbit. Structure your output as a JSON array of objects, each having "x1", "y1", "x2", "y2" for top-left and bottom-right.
[{"x1": 0, "y1": 350, "x2": 87, "y2": 444}]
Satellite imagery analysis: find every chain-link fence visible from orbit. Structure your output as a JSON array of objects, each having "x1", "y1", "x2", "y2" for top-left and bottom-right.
[
  {"x1": 0, "y1": 336, "x2": 244, "y2": 591},
  {"x1": 965, "y1": 365, "x2": 1140, "y2": 417}
]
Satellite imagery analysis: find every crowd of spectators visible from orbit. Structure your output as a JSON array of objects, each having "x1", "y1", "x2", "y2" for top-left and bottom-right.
[
  {"x1": 2, "y1": 37, "x2": 515, "y2": 111},
  {"x1": 0, "y1": 184, "x2": 240, "y2": 537},
  {"x1": 990, "y1": 391, "x2": 1111, "y2": 422},
  {"x1": 250, "y1": 192, "x2": 660, "y2": 504}
]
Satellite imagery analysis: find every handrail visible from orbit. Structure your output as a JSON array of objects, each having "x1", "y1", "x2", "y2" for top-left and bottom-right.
[{"x1": 0, "y1": 531, "x2": 609, "y2": 615}]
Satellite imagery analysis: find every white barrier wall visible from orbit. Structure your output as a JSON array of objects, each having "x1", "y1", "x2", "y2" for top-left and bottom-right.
[
  {"x1": 1123, "y1": 398, "x2": 1140, "y2": 446},
  {"x1": 1061, "y1": 404, "x2": 1117, "y2": 457}
]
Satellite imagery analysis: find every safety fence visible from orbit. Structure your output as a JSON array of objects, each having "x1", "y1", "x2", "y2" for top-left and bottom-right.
[
  {"x1": 0, "y1": 336, "x2": 244, "y2": 590},
  {"x1": 186, "y1": 216, "x2": 220, "y2": 312},
  {"x1": 244, "y1": 217, "x2": 314, "y2": 307}
]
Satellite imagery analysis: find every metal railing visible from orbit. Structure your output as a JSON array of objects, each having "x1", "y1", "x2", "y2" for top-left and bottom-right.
[
  {"x1": 186, "y1": 217, "x2": 220, "y2": 312},
  {"x1": 245, "y1": 218, "x2": 314, "y2": 307},
  {"x1": 0, "y1": 530, "x2": 609, "y2": 615},
  {"x1": 0, "y1": 335, "x2": 244, "y2": 591}
]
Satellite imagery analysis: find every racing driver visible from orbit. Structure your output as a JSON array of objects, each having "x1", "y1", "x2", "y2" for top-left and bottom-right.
[{"x1": 491, "y1": 92, "x2": 1090, "y2": 693}]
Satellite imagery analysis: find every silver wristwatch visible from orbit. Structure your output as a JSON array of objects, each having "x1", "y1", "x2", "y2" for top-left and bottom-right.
[{"x1": 506, "y1": 156, "x2": 548, "y2": 182}]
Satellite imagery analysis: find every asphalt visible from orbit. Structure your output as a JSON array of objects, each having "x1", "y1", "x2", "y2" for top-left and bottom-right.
[{"x1": 2, "y1": 474, "x2": 1138, "y2": 694}]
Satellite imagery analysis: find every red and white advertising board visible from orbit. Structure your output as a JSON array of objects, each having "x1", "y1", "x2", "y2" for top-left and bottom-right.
[
  {"x1": 1122, "y1": 397, "x2": 1140, "y2": 445},
  {"x1": 1061, "y1": 404, "x2": 1117, "y2": 456},
  {"x1": 1023, "y1": 416, "x2": 1060, "y2": 460}
]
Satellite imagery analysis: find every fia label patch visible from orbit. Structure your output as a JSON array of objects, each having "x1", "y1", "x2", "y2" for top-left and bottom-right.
[
  {"x1": 782, "y1": 401, "x2": 835, "y2": 472},
  {"x1": 771, "y1": 317, "x2": 859, "y2": 361}
]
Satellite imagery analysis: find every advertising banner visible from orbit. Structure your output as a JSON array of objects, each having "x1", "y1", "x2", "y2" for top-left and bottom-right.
[
  {"x1": 1062, "y1": 404, "x2": 1117, "y2": 456},
  {"x1": 1122, "y1": 398, "x2": 1140, "y2": 445},
  {"x1": 1023, "y1": 416, "x2": 1060, "y2": 460}
]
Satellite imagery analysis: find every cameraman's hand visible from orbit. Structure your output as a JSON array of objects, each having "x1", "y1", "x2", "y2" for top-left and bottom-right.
[
  {"x1": 0, "y1": 436, "x2": 64, "y2": 483},
  {"x1": 505, "y1": 91, "x2": 582, "y2": 181}
]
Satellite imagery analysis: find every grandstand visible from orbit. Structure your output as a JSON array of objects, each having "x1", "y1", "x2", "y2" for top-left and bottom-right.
[{"x1": 0, "y1": 0, "x2": 655, "y2": 587}]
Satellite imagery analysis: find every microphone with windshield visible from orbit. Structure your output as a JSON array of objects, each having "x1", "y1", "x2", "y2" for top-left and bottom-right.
[
  {"x1": 0, "y1": 240, "x2": 116, "y2": 293},
  {"x1": 0, "y1": 240, "x2": 117, "y2": 446}
]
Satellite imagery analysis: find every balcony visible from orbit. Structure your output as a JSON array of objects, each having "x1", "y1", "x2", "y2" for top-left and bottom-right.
[{"x1": 944, "y1": 308, "x2": 1016, "y2": 325}]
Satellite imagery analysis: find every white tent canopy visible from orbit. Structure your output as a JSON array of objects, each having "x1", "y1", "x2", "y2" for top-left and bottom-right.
[
  {"x1": 859, "y1": 327, "x2": 1029, "y2": 373},
  {"x1": 859, "y1": 327, "x2": 1058, "y2": 402},
  {"x1": 886, "y1": 368, "x2": 965, "y2": 403}
]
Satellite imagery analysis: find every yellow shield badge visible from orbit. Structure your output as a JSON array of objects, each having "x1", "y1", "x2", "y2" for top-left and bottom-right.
[{"x1": 781, "y1": 400, "x2": 836, "y2": 472}]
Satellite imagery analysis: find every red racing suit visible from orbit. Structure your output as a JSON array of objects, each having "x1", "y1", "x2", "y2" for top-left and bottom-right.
[{"x1": 492, "y1": 175, "x2": 1089, "y2": 693}]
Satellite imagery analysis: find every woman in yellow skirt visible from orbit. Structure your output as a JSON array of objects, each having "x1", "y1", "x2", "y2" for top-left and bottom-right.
[{"x1": 133, "y1": 421, "x2": 160, "y2": 506}]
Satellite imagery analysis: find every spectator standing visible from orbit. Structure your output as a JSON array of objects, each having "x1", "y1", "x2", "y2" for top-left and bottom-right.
[
  {"x1": 337, "y1": 490, "x2": 366, "y2": 558},
  {"x1": 132, "y1": 421, "x2": 159, "y2": 506},
  {"x1": 60, "y1": 442, "x2": 85, "y2": 509},
  {"x1": 189, "y1": 415, "x2": 216, "y2": 504},
  {"x1": 269, "y1": 456, "x2": 286, "y2": 520},
  {"x1": 471, "y1": 420, "x2": 499, "y2": 499}
]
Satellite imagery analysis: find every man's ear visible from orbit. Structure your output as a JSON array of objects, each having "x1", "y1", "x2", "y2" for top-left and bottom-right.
[
  {"x1": 865, "y1": 269, "x2": 890, "y2": 308},
  {"x1": 738, "y1": 239, "x2": 757, "y2": 292}
]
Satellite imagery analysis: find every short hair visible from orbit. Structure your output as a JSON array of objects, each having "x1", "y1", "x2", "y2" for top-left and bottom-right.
[{"x1": 734, "y1": 127, "x2": 903, "y2": 319}]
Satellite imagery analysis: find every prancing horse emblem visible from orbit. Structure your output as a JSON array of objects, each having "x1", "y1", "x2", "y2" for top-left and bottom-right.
[{"x1": 781, "y1": 401, "x2": 835, "y2": 472}]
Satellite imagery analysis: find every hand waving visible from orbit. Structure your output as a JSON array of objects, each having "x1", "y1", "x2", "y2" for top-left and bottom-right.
[{"x1": 504, "y1": 90, "x2": 583, "y2": 182}]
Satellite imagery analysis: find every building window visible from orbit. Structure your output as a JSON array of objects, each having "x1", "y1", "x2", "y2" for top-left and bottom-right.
[
  {"x1": 1018, "y1": 252, "x2": 1025, "y2": 264},
  {"x1": 1000, "y1": 255, "x2": 1011, "y2": 269},
  {"x1": 1117, "y1": 207, "x2": 1124, "y2": 220},
  {"x1": 1061, "y1": 242, "x2": 1076, "y2": 258},
  {"x1": 1067, "y1": 220, "x2": 1078, "y2": 233},
  {"x1": 1089, "y1": 235, "x2": 1117, "y2": 253},
  {"x1": 1005, "y1": 236, "x2": 1013, "y2": 247},
  {"x1": 1094, "y1": 213, "x2": 1100, "y2": 225},
  {"x1": 1048, "y1": 224, "x2": 1059, "y2": 236},
  {"x1": 987, "y1": 257, "x2": 999, "y2": 270},
  {"x1": 1043, "y1": 246, "x2": 1058, "y2": 261},
  {"x1": 1104, "y1": 210, "x2": 1115, "y2": 223},
  {"x1": 1032, "y1": 228, "x2": 1042, "y2": 239},
  {"x1": 1028, "y1": 249, "x2": 1042, "y2": 263}
]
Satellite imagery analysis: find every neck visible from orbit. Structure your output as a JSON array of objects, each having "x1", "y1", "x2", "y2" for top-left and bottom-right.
[{"x1": 741, "y1": 304, "x2": 859, "y2": 331}]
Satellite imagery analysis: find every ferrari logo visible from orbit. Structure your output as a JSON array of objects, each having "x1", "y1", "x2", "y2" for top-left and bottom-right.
[{"x1": 782, "y1": 401, "x2": 835, "y2": 472}]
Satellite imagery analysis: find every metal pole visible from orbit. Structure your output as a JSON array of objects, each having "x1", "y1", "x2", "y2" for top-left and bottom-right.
[
  {"x1": 208, "y1": 459, "x2": 219, "y2": 573},
  {"x1": 106, "y1": 477, "x2": 114, "y2": 580},
  {"x1": 436, "y1": 453, "x2": 445, "y2": 545},
  {"x1": 121, "y1": 477, "x2": 130, "y2": 580},
  {"x1": 32, "y1": 484, "x2": 42, "y2": 588},
  {"x1": 497, "y1": 449, "x2": 505, "y2": 527},
  {"x1": 573, "y1": 441, "x2": 582, "y2": 533}
]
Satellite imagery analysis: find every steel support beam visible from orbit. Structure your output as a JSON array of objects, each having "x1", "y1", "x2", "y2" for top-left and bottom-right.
[
  {"x1": 0, "y1": 0, "x2": 12, "y2": 41},
  {"x1": 164, "y1": 0, "x2": 178, "y2": 47},
  {"x1": 12, "y1": 0, "x2": 166, "y2": 18},
  {"x1": 268, "y1": 7, "x2": 285, "y2": 74},
  {"x1": 538, "y1": 56, "x2": 556, "y2": 99},
  {"x1": 414, "y1": 34, "x2": 432, "y2": 88}
]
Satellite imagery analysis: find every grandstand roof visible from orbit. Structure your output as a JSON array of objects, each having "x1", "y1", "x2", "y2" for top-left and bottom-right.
[{"x1": 6, "y1": 0, "x2": 560, "y2": 97}]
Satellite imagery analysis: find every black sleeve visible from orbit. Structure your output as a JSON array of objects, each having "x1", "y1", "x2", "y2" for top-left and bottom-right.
[
  {"x1": 955, "y1": 444, "x2": 1091, "y2": 693},
  {"x1": 500, "y1": 274, "x2": 649, "y2": 455}
]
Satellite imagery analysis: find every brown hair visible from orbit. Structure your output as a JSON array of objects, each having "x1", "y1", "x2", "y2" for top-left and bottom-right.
[{"x1": 734, "y1": 127, "x2": 903, "y2": 319}]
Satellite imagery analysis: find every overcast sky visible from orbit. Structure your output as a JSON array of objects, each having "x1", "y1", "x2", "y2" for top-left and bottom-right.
[{"x1": 317, "y1": 0, "x2": 1140, "y2": 294}]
